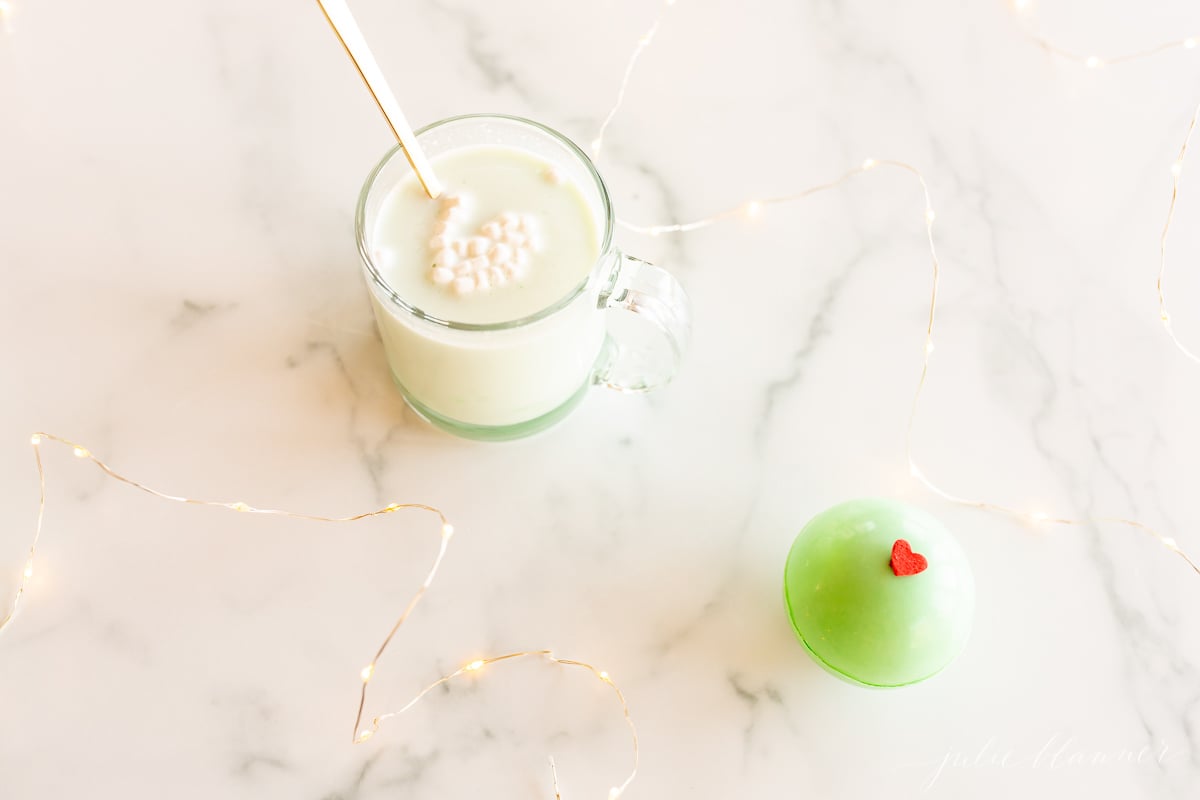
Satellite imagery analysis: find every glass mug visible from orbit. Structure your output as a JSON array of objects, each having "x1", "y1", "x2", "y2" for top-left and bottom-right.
[{"x1": 355, "y1": 115, "x2": 691, "y2": 441}]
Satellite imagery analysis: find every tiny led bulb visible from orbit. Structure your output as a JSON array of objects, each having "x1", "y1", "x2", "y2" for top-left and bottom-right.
[
  {"x1": 861, "y1": 158, "x2": 878, "y2": 170},
  {"x1": 746, "y1": 201, "x2": 763, "y2": 217},
  {"x1": 73, "y1": 446, "x2": 89, "y2": 458},
  {"x1": 231, "y1": 501, "x2": 250, "y2": 512},
  {"x1": 924, "y1": 339, "x2": 936, "y2": 355},
  {"x1": 1162, "y1": 310, "x2": 1172, "y2": 323},
  {"x1": 1085, "y1": 56, "x2": 1102, "y2": 68},
  {"x1": 1162, "y1": 536, "x2": 1179, "y2": 550},
  {"x1": 361, "y1": 664, "x2": 375, "y2": 682},
  {"x1": 1171, "y1": 161, "x2": 1184, "y2": 177},
  {"x1": 924, "y1": 208, "x2": 936, "y2": 224},
  {"x1": 599, "y1": 670, "x2": 611, "y2": 681},
  {"x1": 357, "y1": 729, "x2": 374, "y2": 743},
  {"x1": 465, "y1": 659, "x2": 485, "y2": 672},
  {"x1": 29, "y1": 434, "x2": 41, "y2": 445},
  {"x1": 590, "y1": 139, "x2": 602, "y2": 153},
  {"x1": 609, "y1": 788, "x2": 623, "y2": 800},
  {"x1": 441, "y1": 523, "x2": 455, "y2": 539},
  {"x1": 23, "y1": 560, "x2": 34, "y2": 578},
  {"x1": 1186, "y1": 38, "x2": 1197, "y2": 49},
  {"x1": 1029, "y1": 511, "x2": 1049, "y2": 522},
  {"x1": 385, "y1": 502, "x2": 400, "y2": 511}
]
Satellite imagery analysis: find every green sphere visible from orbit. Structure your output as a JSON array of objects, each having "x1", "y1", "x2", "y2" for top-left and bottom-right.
[{"x1": 783, "y1": 498, "x2": 974, "y2": 687}]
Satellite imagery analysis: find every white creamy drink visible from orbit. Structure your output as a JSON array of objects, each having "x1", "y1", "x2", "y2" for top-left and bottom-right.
[{"x1": 368, "y1": 144, "x2": 607, "y2": 428}]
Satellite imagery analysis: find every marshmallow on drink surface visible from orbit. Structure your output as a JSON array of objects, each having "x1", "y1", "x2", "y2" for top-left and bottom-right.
[
  {"x1": 421, "y1": 196, "x2": 544, "y2": 295},
  {"x1": 489, "y1": 243, "x2": 513, "y2": 265}
]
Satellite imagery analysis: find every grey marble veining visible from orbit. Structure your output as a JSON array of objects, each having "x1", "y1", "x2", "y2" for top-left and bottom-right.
[{"x1": 3, "y1": 0, "x2": 1200, "y2": 798}]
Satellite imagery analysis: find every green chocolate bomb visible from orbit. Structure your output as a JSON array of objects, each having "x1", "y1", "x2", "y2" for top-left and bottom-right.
[{"x1": 784, "y1": 498, "x2": 974, "y2": 687}]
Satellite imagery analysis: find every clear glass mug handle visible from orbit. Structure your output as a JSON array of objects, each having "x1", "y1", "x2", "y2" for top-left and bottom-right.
[{"x1": 593, "y1": 251, "x2": 691, "y2": 392}]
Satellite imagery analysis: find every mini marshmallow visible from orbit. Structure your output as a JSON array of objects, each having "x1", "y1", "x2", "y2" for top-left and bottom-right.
[
  {"x1": 488, "y1": 243, "x2": 513, "y2": 264},
  {"x1": 373, "y1": 248, "x2": 396, "y2": 268},
  {"x1": 425, "y1": 203, "x2": 543, "y2": 296},
  {"x1": 542, "y1": 166, "x2": 565, "y2": 185}
]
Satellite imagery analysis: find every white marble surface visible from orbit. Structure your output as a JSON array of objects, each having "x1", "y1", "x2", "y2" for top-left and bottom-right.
[{"x1": 3, "y1": 0, "x2": 1200, "y2": 797}]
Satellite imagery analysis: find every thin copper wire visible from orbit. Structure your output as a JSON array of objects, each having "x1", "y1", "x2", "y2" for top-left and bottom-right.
[
  {"x1": 5, "y1": 9, "x2": 1200, "y2": 799},
  {"x1": 619, "y1": 152, "x2": 1199, "y2": 577},
  {"x1": 591, "y1": 0, "x2": 677, "y2": 160},
  {"x1": 360, "y1": 651, "x2": 639, "y2": 797},
  {"x1": 2, "y1": 433, "x2": 640, "y2": 796},
  {"x1": 1029, "y1": 34, "x2": 1199, "y2": 67},
  {"x1": 1157, "y1": 99, "x2": 1200, "y2": 365},
  {"x1": 1011, "y1": 2, "x2": 1200, "y2": 68}
]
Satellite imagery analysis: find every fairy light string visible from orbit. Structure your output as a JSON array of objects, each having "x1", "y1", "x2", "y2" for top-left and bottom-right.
[
  {"x1": 1157, "y1": 97, "x2": 1200, "y2": 365},
  {"x1": 2, "y1": 432, "x2": 639, "y2": 797},
  {"x1": 4, "y1": 7, "x2": 1200, "y2": 798},
  {"x1": 619, "y1": 155, "x2": 1200, "y2": 577},
  {"x1": 358, "y1": 650, "x2": 639, "y2": 799},
  {"x1": 610, "y1": 22, "x2": 1200, "y2": 577},
  {"x1": 590, "y1": 0, "x2": 677, "y2": 160},
  {"x1": 1011, "y1": 0, "x2": 1200, "y2": 68}
]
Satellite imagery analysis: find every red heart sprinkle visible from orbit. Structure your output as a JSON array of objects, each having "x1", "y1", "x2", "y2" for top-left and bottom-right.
[{"x1": 890, "y1": 539, "x2": 928, "y2": 577}]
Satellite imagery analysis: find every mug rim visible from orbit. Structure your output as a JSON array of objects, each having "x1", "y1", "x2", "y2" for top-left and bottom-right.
[{"x1": 354, "y1": 113, "x2": 615, "y2": 332}]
